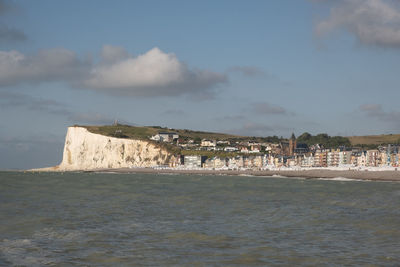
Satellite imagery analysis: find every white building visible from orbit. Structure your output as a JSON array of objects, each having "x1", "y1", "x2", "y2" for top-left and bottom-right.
[
  {"x1": 224, "y1": 147, "x2": 238, "y2": 152},
  {"x1": 301, "y1": 155, "x2": 314, "y2": 167},
  {"x1": 339, "y1": 151, "x2": 352, "y2": 166},
  {"x1": 150, "y1": 132, "x2": 179, "y2": 142},
  {"x1": 201, "y1": 139, "x2": 216, "y2": 147},
  {"x1": 184, "y1": 155, "x2": 202, "y2": 168},
  {"x1": 327, "y1": 151, "x2": 339, "y2": 167}
]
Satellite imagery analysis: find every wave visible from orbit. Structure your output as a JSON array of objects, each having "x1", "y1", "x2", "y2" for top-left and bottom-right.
[{"x1": 318, "y1": 177, "x2": 364, "y2": 182}]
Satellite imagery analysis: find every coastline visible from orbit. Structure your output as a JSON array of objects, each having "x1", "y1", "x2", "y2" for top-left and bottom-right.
[{"x1": 80, "y1": 167, "x2": 400, "y2": 182}]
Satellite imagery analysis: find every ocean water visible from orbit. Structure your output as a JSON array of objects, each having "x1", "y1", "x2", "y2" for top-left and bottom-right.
[{"x1": 0, "y1": 172, "x2": 399, "y2": 266}]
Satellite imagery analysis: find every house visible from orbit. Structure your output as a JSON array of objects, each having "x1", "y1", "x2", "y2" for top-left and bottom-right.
[
  {"x1": 249, "y1": 144, "x2": 261, "y2": 153},
  {"x1": 224, "y1": 146, "x2": 238, "y2": 152},
  {"x1": 150, "y1": 132, "x2": 179, "y2": 142},
  {"x1": 217, "y1": 140, "x2": 230, "y2": 145},
  {"x1": 239, "y1": 146, "x2": 249, "y2": 153},
  {"x1": 201, "y1": 139, "x2": 216, "y2": 147}
]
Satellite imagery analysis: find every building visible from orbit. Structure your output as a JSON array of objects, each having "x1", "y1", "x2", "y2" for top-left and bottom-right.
[
  {"x1": 217, "y1": 140, "x2": 230, "y2": 145},
  {"x1": 301, "y1": 155, "x2": 314, "y2": 167},
  {"x1": 357, "y1": 151, "x2": 367, "y2": 167},
  {"x1": 289, "y1": 133, "x2": 297, "y2": 156},
  {"x1": 294, "y1": 143, "x2": 309, "y2": 155},
  {"x1": 204, "y1": 157, "x2": 227, "y2": 169},
  {"x1": 184, "y1": 155, "x2": 203, "y2": 168},
  {"x1": 366, "y1": 150, "x2": 379, "y2": 167},
  {"x1": 327, "y1": 150, "x2": 339, "y2": 167},
  {"x1": 249, "y1": 144, "x2": 261, "y2": 153},
  {"x1": 150, "y1": 132, "x2": 179, "y2": 142},
  {"x1": 314, "y1": 150, "x2": 327, "y2": 167},
  {"x1": 249, "y1": 155, "x2": 264, "y2": 168},
  {"x1": 338, "y1": 151, "x2": 352, "y2": 166},
  {"x1": 227, "y1": 156, "x2": 244, "y2": 169},
  {"x1": 201, "y1": 139, "x2": 216, "y2": 147},
  {"x1": 224, "y1": 147, "x2": 238, "y2": 152}
]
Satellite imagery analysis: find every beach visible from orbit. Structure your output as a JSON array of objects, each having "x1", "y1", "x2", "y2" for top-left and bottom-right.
[{"x1": 86, "y1": 167, "x2": 400, "y2": 182}]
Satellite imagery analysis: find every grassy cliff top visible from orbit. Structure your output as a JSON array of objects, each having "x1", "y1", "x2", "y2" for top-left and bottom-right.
[
  {"x1": 81, "y1": 124, "x2": 242, "y2": 141},
  {"x1": 80, "y1": 124, "x2": 399, "y2": 148},
  {"x1": 348, "y1": 134, "x2": 400, "y2": 146}
]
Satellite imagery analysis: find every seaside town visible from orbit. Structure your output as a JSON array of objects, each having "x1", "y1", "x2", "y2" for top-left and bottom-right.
[{"x1": 149, "y1": 131, "x2": 400, "y2": 170}]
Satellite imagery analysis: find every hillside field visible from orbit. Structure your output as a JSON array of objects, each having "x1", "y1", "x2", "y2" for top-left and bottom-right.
[
  {"x1": 82, "y1": 124, "x2": 400, "y2": 147},
  {"x1": 348, "y1": 134, "x2": 400, "y2": 146}
]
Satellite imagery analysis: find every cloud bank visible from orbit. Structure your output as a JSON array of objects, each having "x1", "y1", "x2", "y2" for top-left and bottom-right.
[
  {"x1": 84, "y1": 46, "x2": 227, "y2": 98},
  {"x1": 252, "y1": 102, "x2": 288, "y2": 115},
  {"x1": 0, "y1": 0, "x2": 26, "y2": 43},
  {"x1": 0, "y1": 91, "x2": 70, "y2": 115},
  {"x1": 0, "y1": 49, "x2": 88, "y2": 86},
  {"x1": 0, "y1": 45, "x2": 227, "y2": 99},
  {"x1": 359, "y1": 104, "x2": 400, "y2": 122},
  {"x1": 315, "y1": 0, "x2": 400, "y2": 48}
]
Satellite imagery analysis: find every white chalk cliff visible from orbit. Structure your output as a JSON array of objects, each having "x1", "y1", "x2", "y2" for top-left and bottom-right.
[{"x1": 54, "y1": 126, "x2": 174, "y2": 171}]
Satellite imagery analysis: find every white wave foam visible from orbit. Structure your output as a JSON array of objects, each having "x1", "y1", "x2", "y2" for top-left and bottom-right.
[
  {"x1": 0, "y1": 228, "x2": 85, "y2": 266},
  {"x1": 271, "y1": 174, "x2": 288, "y2": 178},
  {"x1": 238, "y1": 174, "x2": 254, "y2": 177},
  {"x1": 318, "y1": 177, "x2": 362, "y2": 182}
]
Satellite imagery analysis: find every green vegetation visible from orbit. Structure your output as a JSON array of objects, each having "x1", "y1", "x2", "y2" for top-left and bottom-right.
[
  {"x1": 83, "y1": 124, "x2": 288, "y2": 144},
  {"x1": 297, "y1": 132, "x2": 351, "y2": 148},
  {"x1": 84, "y1": 124, "x2": 242, "y2": 141},
  {"x1": 81, "y1": 124, "x2": 286, "y2": 156},
  {"x1": 81, "y1": 124, "x2": 399, "y2": 155},
  {"x1": 84, "y1": 124, "x2": 160, "y2": 140}
]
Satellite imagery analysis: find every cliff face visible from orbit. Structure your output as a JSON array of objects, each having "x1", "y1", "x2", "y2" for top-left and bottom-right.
[{"x1": 57, "y1": 126, "x2": 174, "y2": 170}]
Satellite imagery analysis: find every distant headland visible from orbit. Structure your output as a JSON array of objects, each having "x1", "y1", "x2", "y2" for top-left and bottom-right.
[{"x1": 30, "y1": 124, "x2": 400, "y2": 181}]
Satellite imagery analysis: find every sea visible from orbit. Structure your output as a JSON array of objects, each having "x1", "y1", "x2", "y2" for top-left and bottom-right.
[{"x1": 0, "y1": 171, "x2": 399, "y2": 266}]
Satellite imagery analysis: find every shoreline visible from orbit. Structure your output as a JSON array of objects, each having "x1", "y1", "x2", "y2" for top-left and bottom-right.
[{"x1": 79, "y1": 167, "x2": 400, "y2": 182}]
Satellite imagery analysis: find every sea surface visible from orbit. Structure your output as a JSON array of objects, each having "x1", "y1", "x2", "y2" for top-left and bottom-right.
[{"x1": 0, "y1": 172, "x2": 400, "y2": 266}]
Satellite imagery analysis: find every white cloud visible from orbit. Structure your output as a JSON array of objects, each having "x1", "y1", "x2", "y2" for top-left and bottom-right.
[
  {"x1": 84, "y1": 46, "x2": 227, "y2": 97},
  {"x1": 0, "y1": 48, "x2": 88, "y2": 86},
  {"x1": 100, "y1": 45, "x2": 129, "y2": 63},
  {"x1": 0, "y1": 46, "x2": 227, "y2": 99},
  {"x1": 315, "y1": 0, "x2": 400, "y2": 48}
]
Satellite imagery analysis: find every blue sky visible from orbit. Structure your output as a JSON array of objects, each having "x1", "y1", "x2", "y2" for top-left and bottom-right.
[{"x1": 1, "y1": 0, "x2": 400, "y2": 169}]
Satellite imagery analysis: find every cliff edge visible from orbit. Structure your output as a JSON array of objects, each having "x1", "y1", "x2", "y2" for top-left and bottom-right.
[{"x1": 37, "y1": 126, "x2": 175, "y2": 171}]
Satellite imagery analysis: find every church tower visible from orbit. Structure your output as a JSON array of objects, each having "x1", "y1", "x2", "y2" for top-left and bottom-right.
[{"x1": 289, "y1": 133, "x2": 296, "y2": 156}]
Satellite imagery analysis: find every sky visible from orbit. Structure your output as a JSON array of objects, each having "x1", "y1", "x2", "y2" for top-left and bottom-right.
[{"x1": 1, "y1": 0, "x2": 400, "y2": 169}]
